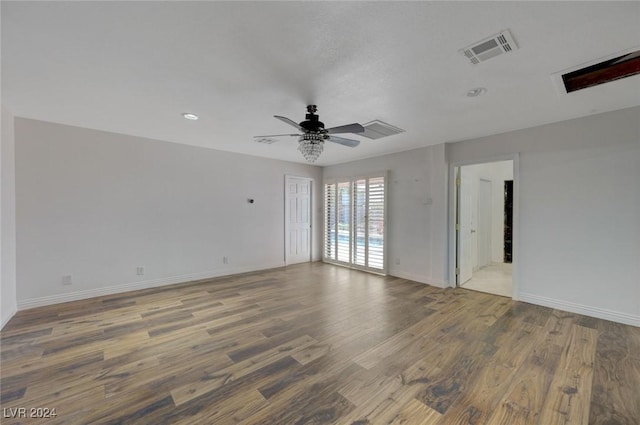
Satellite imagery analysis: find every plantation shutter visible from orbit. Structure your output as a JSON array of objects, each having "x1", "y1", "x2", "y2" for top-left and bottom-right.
[
  {"x1": 367, "y1": 176, "x2": 385, "y2": 270},
  {"x1": 324, "y1": 183, "x2": 336, "y2": 260},
  {"x1": 323, "y1": 173, "x2": 386, "y2": 273},
  {"x1": 336, "y1": 181, "x2": 351, "y2": 263},
  {"x1": 352, "y1": 179, "x2": 367, "y2": 267}
]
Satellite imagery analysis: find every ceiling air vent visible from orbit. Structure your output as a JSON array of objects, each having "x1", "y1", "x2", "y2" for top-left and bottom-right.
[
  {"x1": 360, "y1": 120, "x2": 405, "y2": 140},
  {"x1": 460, "y1": 29, "x2": 518, "y2": 65}
]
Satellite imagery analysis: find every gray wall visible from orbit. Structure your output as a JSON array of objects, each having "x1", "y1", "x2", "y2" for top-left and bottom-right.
[
  {"x1": 15, "y1": 118, "x2": 322, "y2": 308},
  {"x1": 7, "y1": 106, "x2": 640, "y2": 327},
  {"x1": 324, "y1": 144, "x2": 449, "y2": 286},
  {"x1": 447, "y1": 107, "x2": 640, "y2": 325},
  {"x1": 1, "y1": 106, "x2": 18, "y2": 328}
]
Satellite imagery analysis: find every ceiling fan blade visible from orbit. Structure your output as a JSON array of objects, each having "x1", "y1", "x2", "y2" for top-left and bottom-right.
[
  {"x1": 254, "y1": 133, "x2": 300, "y2": 138},
  {"x1": 328, "y1": 135, "x2": 360, "y2": 148},
  {"x1": 326, "y1": 123, "x2": 365, "y2": 134},
  {"x1": 274, "y1": 115, "x2": 304, "y2": 131}
]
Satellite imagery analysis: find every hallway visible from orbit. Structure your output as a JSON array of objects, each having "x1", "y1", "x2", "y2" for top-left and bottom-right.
[{"x1": 461, "y1": 262, "x2": 513, "y2": 298}]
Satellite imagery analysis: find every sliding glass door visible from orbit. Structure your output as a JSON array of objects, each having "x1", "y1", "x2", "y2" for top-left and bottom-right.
[{"x1": 324, "y1": 174, "x2": 386, "y2": 273}]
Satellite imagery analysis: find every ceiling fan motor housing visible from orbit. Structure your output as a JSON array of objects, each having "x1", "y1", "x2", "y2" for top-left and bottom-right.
[{"x1": 300, "y1": 105, "x2": 325, "y2": 133}]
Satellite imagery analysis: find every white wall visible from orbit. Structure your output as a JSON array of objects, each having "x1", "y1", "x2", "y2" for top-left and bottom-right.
[
  {"x1": 447, "y1": 106, "x2": 640, "y2": 326},
  {"x1": 11, "y1": 107, "x2": 639, "y2": 327},
  {"x1": 15, "y1": 118, "x2": 322, "y2": 308},
  {"x1": 462, "y1": 160, "x2": 513, "y2": 268},
  {"x1": 1, "y1": 106, "x2": 18, "y2": 328},
  {"x1": 323, "y1": 145, "x2": 448, "y2": 286}
]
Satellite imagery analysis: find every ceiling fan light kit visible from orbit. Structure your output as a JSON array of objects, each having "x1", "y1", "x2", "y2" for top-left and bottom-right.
[{"x1": 298, "y1": 134, "x2": 324, "y2": 163}]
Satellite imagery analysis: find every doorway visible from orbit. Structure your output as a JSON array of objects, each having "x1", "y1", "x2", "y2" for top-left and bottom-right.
[
  {"x1": 285, "y1": 175, "x2": 312, "y2": 265},
  {"x1": 455, "y1": 160, "x2": 514, "y2": 298}
]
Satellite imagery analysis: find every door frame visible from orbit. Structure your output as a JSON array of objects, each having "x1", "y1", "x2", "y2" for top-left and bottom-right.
[
  {"x1": 448, "y1": 154, "x2": 520, "y2": 300},
  {"x1": 284, "y1": 175, "x2": 313, "y2": 265}
]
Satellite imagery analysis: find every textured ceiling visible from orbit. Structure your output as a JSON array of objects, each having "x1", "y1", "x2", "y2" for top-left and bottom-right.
[{"x1": 2, "y1": 1, "x2": 639, "y2": 166}]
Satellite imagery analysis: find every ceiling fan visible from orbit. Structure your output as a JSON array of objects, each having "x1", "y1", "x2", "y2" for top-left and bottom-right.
[{"x1": 254, "y1": 105, "x2": 364, "y2": 162}]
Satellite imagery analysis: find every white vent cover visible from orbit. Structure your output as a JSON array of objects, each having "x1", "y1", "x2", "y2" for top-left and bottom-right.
[
  {"x1": 360, "y1": 120, "x2": 405, "y2": 140},
  {"x1": 460, "y1": 29, "x2": 518, "y2": 65}
]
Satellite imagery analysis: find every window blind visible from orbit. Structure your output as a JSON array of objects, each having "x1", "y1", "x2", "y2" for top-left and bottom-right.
[{"x1": 324, "y1": 174, "x2": 386, "y2": 273}]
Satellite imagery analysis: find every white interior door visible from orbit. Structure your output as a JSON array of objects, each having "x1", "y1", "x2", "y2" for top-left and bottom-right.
[
  {"x1": 285, "y1": 176, "x2": 312, "y2": 265},
  {"x1": 478, "y1": 179, "x2": 492, "y2": 269},
  {"x1": 458, "y1": 173, "x2": 473, "y2": 284}
]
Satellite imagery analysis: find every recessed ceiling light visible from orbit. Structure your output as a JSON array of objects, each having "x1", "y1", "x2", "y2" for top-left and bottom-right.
[
  {"x1": 466, "y1": 87, "x2": 487, "y2": 97},
  {"x1": 182, "y1": 113, "x2": 199, "y2": 120}
]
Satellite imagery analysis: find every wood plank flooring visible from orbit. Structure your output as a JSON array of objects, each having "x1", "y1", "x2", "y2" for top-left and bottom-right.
[{"x1": 1, "y1": 262, "x2": 638, "y2": 424}]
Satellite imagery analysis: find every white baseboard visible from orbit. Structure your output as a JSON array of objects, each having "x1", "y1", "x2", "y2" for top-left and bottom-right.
[
  {"x1": 17, "y1": 261, "x2": 285, "y2": 310},
  {"x1": 389, "y1": 270, "x2": 448, "y2": 288},
  {"x1": 1, "y1": 307, "x2": 17, "y2": 330},
  {"x1": 429, "y1": 277, "x2": 450, "y2": 288},
  {"x1": 519, "y1": 292, "x2": 640, "y2": 327},
  {"x1": 388, "y1": 270, "x2": 428, "y2": 284}
]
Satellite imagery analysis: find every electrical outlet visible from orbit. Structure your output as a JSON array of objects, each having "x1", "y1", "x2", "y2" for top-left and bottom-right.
[
  {"x1": 62, "y1": 275, "x2": 72, "y2": 285},
  {"x1": 136, "y1": 266, "x2": 145, "y2": 276},
  {"x1": 223, "y1": 256, "x2": 229, "y2": 265},
  {"x1": 395, "y1": 258, "x2": 400, "y2": 265}
]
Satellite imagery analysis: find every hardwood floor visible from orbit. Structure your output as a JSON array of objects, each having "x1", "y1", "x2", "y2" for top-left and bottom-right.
[{"x1": 1, "y1": 262, "x2": 638, "y2": 424}]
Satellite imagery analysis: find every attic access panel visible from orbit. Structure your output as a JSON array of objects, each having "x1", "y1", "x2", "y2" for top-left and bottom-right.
[{"x1": 562, "y1": 50, "x2": 640, "y2": 93}]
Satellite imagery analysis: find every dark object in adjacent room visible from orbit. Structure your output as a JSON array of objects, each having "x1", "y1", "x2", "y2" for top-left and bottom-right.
[{"x1": 504, "y1": 180, "x2": 513, "y2": 263}]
